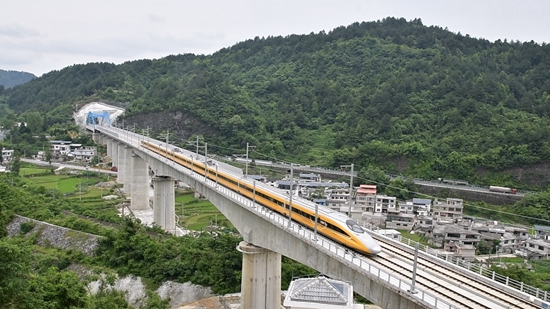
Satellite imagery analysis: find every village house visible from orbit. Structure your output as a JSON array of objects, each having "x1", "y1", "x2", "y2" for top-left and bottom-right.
[
  {"x1": 50, "y1": 140, "x2": 73, "y2": 156},
  {"x1": 521, "y1": 238, "x2": 550, "y2": 260},
  {"x1": 71, "y1": 146, "x2": 97, "y2": 163},
  {"x1": 1, "y1": 149, "x2": 14, "y2": 163},
  {"x1": 355, "y1": 184, "x2": 377, "y2": 212},
  {"x1": 374, "y1": 195, "x2": 397, "y2": 213},
  {"x1": 432, "y1": 198, "x2": 464, "y2": 218},
  {"x1": 385, "y1": 211, "x2": 416, "y2": 231},
  {"x1": 534, "y1": 225, "x2": 550, "y2": 241},
  {"x1": 430, "y1": 225, "x2": 481, "y2": 247},
  {"x1": 444, "y1": 242, "x2": 476, "y2": 262},
  {"x1": 399, "y1": 198, "x2": 431, "y2": 216}
]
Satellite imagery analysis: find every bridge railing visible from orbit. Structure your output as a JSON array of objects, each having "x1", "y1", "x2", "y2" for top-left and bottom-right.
[{"x1": 371, "y1": 229, "x2": 549, "y2": 304}]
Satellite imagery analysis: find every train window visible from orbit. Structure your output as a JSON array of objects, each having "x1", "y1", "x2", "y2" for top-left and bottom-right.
[
  {"x1": 346, "y1": 220, "x2": 364, "y2": 234},
  {"x1": 326, "y1": 222, "x2": 346, "y2": 235}
]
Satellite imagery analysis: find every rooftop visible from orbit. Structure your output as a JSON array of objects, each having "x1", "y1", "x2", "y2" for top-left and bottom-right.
[{"x1": 284, "y1": 276, "x2": 353, "y2": 309}]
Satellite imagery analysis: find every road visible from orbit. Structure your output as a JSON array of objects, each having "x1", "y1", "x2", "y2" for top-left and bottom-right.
[{"x1": 21, "y1": 158, "x2": 118, "y2": 175}]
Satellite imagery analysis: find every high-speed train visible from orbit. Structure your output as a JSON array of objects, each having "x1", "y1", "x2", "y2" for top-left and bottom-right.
[{"x1": 141, "y1": 140, "x2": 381, "y2": 256}]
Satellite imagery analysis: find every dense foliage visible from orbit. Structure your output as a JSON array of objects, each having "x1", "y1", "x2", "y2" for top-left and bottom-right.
[{"x1": 4, "y1": 17, "x2": 550, "y2": 186}]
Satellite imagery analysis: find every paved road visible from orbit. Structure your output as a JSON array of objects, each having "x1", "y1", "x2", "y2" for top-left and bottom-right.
[{"x1": 21, "y1": 158, "x2": 118, "y2": 175}]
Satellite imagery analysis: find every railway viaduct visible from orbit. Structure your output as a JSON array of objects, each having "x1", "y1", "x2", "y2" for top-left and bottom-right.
[{"x1": 91, "y1": 127, "x2": 431, "y2": 309}]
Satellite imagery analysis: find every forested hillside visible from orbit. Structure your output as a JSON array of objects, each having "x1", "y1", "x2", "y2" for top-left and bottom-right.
[
  {"x1": 0, "y1": 69, "x2": 36, "y2": 89},
  {"x1": 4, "y1": 17, "x2": 550, "y2": 187}
]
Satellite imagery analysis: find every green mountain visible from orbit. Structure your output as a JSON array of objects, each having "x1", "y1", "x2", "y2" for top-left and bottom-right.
[
  {"x1": 4, "y1": 17, "x2": 550, "y2": 187},
  {"x1": 0, "y1": 69, "x2": 36, "y2": 89}
]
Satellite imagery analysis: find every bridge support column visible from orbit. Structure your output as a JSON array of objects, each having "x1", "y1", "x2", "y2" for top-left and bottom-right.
[
  {"x1": 112, "y1": 142, "x2": 119, "y2": 169},
  {"x1": 123, "y1": 146, "x2": 133, "y2": 193},
  {"x1": 105, "y1": 138, "x2": 112, "y2": 160},
  {"x1": 91, "y1": 132, "x2": 100, "y2": 143},
  {"x1": 117, "y1": 143, "x2": 126, "y2": 186},
  {"x1": 238, "y1": 241, "x2": 281, "y2": 309},
  {"x1": 152, "y1": 176, "x2": 175, "y2": 231},
  {"x1": 131, "y1": 153, "x2": 149, "y2": 210}
]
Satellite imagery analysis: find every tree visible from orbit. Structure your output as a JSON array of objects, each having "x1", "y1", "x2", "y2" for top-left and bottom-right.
[
  {"x1": 45, "y1": 149, "x2": 52, "y2": 164},
  {"x1": 24, "y1": 111, "x2": 44, "y2": 134},
  {"x1": 385, "y1": 178, "x2": 412, "y2": 200},
  {"x1": 359, "y1": 165, "x2": 389, "y2": 186},
  {"x1": 0, "y1": 238, "x2": 31, "y2": 308},
  {"x1": 10, "y1": 155, "x2": 21, "y2": 176}
]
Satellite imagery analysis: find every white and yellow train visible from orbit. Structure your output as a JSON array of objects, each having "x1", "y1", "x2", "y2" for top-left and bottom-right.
[{"x1": 141, "y1": 140, "x2": 381, "y2": 256}]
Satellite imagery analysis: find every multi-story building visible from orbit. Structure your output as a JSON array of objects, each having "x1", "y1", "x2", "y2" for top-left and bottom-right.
[
  {"x1": 399, "y1": 198, "x2": 431, "y2": 216},
  {"x1": 430, "y1": 225, "x2": 481, "y2": 247},
  {"x1": 356, "y1": 184, "x2": 376, "y2": 212},
  {"x1": 534, "y1": 225, "x2": 550, "y2": 240},
  {"x1": 326, "y1": 188, "x2": 350, "y2": 211},
  {"x1": 385, "y1": 211, "x2": 415, "y2": 231},
  {"x1": 432, "y1": 198, "x2": 464, "y2": 218},
  {"x1": 521, "y1": 238, "x2": 550, "y2": 259},
  {"x1": 500, "y1": 232, "x2": 520, "y2": 254},
  {"x1": 1, "y1": 149, "x2": 14, "y2": 163},
  {"x1": 374, "y1": 195, "x2": 397, "y2": 213},
  {"x1": 444, "y1": 242, "x2": 476, "y2": 261},
  {"x1": 50, "y1": 140, "x2": 73, "y2": 156},
  {"x1": 71, "y1": 146, "x2": 97, "y2": 163}
]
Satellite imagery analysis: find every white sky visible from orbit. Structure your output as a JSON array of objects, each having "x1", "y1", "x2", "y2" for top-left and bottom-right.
[{"x1": 2, "y1": 0, "x2": 549, "y2": 77}]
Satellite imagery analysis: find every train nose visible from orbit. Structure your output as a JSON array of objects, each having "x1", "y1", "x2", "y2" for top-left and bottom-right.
[{"x1": 370, "y1": 245, "x2": 382, "y2": 255}]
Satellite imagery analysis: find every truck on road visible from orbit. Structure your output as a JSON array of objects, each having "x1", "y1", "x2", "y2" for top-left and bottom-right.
[{"x1": 489, "y1": 186, "x2": 517, "y2": 194}]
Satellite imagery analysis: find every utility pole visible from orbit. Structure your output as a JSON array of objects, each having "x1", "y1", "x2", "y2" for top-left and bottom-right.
[
  {"x1": 204, "y1": 142, "x2": 208, "y2": 177},
  {"x1": 341, "y1": 163, "x2": 354, "y2": 216},
  {"x1": 245, "y1": 142, "x2": 256, "y2": 177},
  {"x1": 160, "y1": 130, "x2": 174, "y2": 160},
  {"x1": 287, "y1": 165, "x2": 294, "y2": 228},
  {"x1": 313, "y1": 203, "x2": 319, "y2": 241},
  {"x1": 142, "y1": 127, "x2": 150, "y2": 137},
  {"x1": 194, "y1": 136, "x2": 204, "y2": 157},
  {"x1": 409, "y1": 243, "x2": 419, "y2": 294},
  {"x1": 189, "y1": 136, "x2": 205, "y2": 161}
]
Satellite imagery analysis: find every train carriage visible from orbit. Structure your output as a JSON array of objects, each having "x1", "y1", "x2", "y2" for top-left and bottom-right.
[{"x1": 141, "y1": 140, "x2": 381, "y2": 255}]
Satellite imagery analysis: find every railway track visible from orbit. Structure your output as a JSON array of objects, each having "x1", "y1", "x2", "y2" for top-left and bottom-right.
[{"x1": 370, "y1": 235, "x2": 540, "y2": 309}]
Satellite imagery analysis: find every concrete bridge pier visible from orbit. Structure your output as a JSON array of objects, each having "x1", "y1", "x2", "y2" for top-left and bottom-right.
[
  {"x1": 111, "y1": 142, "x2": 119, "y2": 169},
  {"x1": 237, "y1": 241, "x2": 281, "y2": 309},
  {"x1": 123, "y1": 146, "x2": 133, "y2": 193},
  {"x1": 130, "y1": 153, "x2": 150, "y2": 210},
  {"x1": 152, "y1": 176, "x2": 175, "y2": 231},
  {"x1": 105, "y1": 137, "x2": 112, "y2": 160},
  {"x1": 91, "y1": 132, "x2": 100, "y2": 143},
  {"x1": 117, "y1": 143, "x2": 126, "y2": 185}
]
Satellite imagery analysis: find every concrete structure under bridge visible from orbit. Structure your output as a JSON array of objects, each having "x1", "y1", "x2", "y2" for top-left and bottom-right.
[{"x1": 84, "y1": 113, "x2": 543, "y2": 309}]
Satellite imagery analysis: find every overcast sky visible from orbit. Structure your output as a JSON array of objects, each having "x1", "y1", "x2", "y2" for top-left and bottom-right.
[{"x1": 2, "y1": 0, "x2": 549, "y2": 77}]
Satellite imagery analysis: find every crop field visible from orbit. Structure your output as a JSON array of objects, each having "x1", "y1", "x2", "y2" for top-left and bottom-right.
[
  {"x1": 20, "y1": 165, "x2": 229, "y2": 232},
  {"x1": 19, "y1": 167, "x2": 50, "y2": 176},
  {"x1": 175, "y1": 191, "x2": 231, "y2": 231}
]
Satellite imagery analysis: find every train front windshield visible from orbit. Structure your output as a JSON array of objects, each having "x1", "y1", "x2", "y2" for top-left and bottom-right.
[{"x1": 346, "y1": 220, "x2": 364, "y2": 233}]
